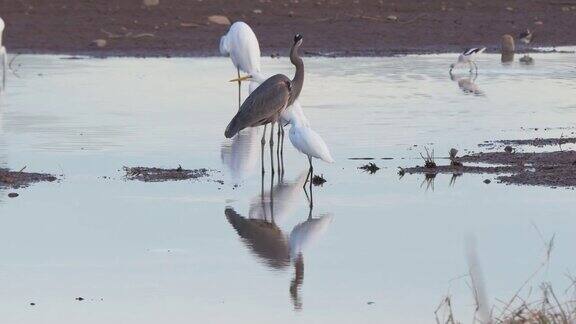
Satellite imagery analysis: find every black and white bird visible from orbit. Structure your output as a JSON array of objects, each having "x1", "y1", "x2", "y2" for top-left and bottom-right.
[
  {"x1": 449, "y1": 47, "x2": 486, "y2": 74},
  {"x1": 519, "y1": 29, "x2": 533, "y2": 45}
]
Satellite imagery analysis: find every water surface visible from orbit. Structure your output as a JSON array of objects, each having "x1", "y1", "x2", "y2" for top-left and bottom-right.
[{"x1": 1, "y1": 53, "x2": 575, "y2": 323}]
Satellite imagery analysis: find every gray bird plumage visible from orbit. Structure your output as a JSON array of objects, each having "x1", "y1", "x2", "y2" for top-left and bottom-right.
[
  {"x1": 224, "y1": 34, "x2": 304, "y2": 139},
  {"x1": 225, "y1": 74, "x2": 291, "y2": 138}
]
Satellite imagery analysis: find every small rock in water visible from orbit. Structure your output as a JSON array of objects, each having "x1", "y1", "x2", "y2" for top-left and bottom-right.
[
  {"x1": 519, "y1": 55, "x2": 534, "y2": 65},
  {"x1": 8, "y1": 192, "x2": 19, "y2": 198},
  {"x1": 76, "y1": 297, "x2": 85, "y2": 301},
  {"x1": 208, "y1": 15, "x2": 231, "y2": 25},
  {"x1": 504, "y1": 145, "x2": 514, "y2": 153},
  {"x1": 367, "y1": 301, "x2": 375, "y2": 305},
  {"x1": 30, "y1": 302, "x2": 36, "y2": 306},
  {"x1": 484, "y1": 179, "x2": 491, "y2": 184}
]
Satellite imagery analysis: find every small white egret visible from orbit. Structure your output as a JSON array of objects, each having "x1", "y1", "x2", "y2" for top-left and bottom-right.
[
  {"x1": 220, "y1": 21, "x2": 261, "y2": 109},
  {"x1": 0, "y1": 17, "x2": 7, "y2": 90},
  {"x1": 450, "y1": 47, "x2": 486, "y2": 74},
  {"x1": 288, "y1": 113, "x2": 334, "y2": 192}
]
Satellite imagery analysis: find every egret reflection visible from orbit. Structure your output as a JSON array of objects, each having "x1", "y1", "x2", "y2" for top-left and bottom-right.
[
  {"x1": 226, "y1": 171, "x2": 333, "y2": 310},
  {"x1": 221, "y1": 127, "x2": 262, "y2": 181}
]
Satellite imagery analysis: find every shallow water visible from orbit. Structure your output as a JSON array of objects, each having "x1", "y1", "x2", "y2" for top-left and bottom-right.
[{"x1": 1, "y1": 53, "x2": 575, "y2": 323}]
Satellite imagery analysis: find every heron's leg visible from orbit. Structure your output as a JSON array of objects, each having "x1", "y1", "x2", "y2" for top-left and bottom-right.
[
  {"x1": 276, "y1": 125, "x2": 281, "y2": 172},
  {"x1": 269, "y1": 157, "x2": 275, "y2": 224},
  {"x1": 261, "y1": 124, "x2": 267, "y2": 175},
  {"x1": 237, "y1": 67, "x2": 241, "y2": 110},
  {"x1": 269, "y1": 122, "x2": 275, "y2": 176},
  {"x1": 280, "y1": 126, "x2": 285, "y2": 177}
]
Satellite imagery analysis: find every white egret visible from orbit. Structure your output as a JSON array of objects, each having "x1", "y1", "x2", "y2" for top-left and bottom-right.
[
  {"x1": 0, "y1": 17, "x2": 7, "y2": 90},
  {"x1": 450, "y1": 47, "x2": 486, "y2": 73},
  {"x1": 220, "y1": 21, "x2": 261, "y2": 109},
  {"x1": 288, "y1": 113, "x2": 334, "y2": 193}
]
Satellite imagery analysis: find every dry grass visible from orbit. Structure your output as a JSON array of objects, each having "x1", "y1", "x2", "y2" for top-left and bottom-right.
[
  {"x1": 435, "y1": 229, "x2": 576, "y2": 324},
  {"x1": 420, "y1": 147, "x2": 437, "y2": 168}
]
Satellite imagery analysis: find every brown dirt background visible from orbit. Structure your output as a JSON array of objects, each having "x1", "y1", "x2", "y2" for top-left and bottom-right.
[{"x1": 0, "y1": 0, "x2": 575, "y2": 57}]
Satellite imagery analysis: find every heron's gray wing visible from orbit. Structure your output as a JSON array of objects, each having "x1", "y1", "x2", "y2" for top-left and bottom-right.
[{"x1": 225, "y1": 74, "x2": 290, "y2": 138}]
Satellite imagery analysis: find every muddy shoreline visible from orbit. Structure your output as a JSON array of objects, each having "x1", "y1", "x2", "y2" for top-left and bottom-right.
[
  {"x1": 401, "y1": 138, "x2": 576, "y2": 188},
  {"x1": 0, "y1": 0, "x2": 575, "y2": 58}
]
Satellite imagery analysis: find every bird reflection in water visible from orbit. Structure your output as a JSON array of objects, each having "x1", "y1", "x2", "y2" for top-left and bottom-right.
[
  {"x1": 450, "y1": 73, "x2": 483, "y2": 96},
  {"x1": 221, "y1": 127, "x2": 262, "y2": 182},
  {"x1": 225, "y1": 171, "x2": 333, "y2": 310}
]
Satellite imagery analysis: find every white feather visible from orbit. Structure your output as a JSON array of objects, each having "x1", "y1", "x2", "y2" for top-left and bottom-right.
[
  {"x1": 289, "y1": 122, "x2": 334, "y2": 163},
  {"x1": 0, "y1": 17, "x2": 5, "y2": 48},
  {"x1": 220, "y1": 21, "x2": 261, "y2": 74}
]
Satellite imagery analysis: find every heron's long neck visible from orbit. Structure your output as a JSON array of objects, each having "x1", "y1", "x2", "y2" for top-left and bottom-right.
[{"x1": 288, "y1": 43, "x2": 304, "y2": 106}]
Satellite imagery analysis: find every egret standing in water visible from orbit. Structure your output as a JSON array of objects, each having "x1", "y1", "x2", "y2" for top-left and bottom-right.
[
  {"x1": 449, "y1": 47, "x2": 486, "y2": 74},
  {"x1": 220, "y1": 22, "x2": 261, "y2": 109},
  {"x1": 225, "y1": 34, "x2": 305, "y2": 175},
  {"x1": 288, "y1": 112, "x2": 334, "y2": 201},
  {"x1": 0, "y1": 17, "x2": 7, "y2": 90}
]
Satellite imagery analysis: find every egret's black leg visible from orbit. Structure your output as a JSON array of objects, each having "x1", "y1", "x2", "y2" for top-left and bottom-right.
[{"x1": 308, "y1": 156, "x2": 314, "y2": 208}]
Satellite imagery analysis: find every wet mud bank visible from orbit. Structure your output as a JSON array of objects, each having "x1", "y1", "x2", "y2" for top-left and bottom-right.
[
  {"x1": 401, "y1": 138, "x2": 576, "y2": 188},
  {"x1": 0, "y1": 168, "x2": 58, "y2": 189},
  {"x1": 1, "y1": 0, "x2": 575, "y2": 57},
  {"x1": 123, "y1": 166, "x2": 218, "y2": 183}
]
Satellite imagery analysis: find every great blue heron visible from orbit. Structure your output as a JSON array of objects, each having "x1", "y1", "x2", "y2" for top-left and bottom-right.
[
  {"x1": 449, "y1": 47, "x2": 486, "y2": 74},
  {"x1": 225, "y1": 34, "x2": 305, "y2": 174},
  {"x1": 0, "y1": 17, "x2": 7, "y2": 90},
  {"x1": 220, "y1": 21, "x2": 261, "y2": 109}
]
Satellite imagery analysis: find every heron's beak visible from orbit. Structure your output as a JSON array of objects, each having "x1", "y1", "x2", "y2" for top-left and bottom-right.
[{"x1": 229, "y1": 75, "x2": 252, "y2": 83}]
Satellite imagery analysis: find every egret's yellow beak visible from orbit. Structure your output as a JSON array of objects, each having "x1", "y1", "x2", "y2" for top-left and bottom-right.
[{"x1": 229, "y1": 75, "x2": 252, "y2": 82}]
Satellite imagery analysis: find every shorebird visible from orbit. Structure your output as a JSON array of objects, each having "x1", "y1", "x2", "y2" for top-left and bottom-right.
[
  {"x1": 288, "y1": 111, "x2": 334, "y2": 198},
  {"x1": 220, "y1": 22, "x2": 261, "y2": 109},
  {"x1": 450, "y1": 47, "x2": 486, "y2": 74},
  {"x1": 519, "y1": 29, "x2": 534, "y2": 61},
  {"x1": 223, "y1": 22, "x2": 309, "y2": 161},
  {"x1": 519, "y1": 29, "x2": 533, "y2": 46},
  {"x1": 225, "y1": 34, "x2": 305, "y2": 174}
]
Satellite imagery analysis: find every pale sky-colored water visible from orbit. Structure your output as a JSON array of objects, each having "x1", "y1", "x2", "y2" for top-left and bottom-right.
[{"x1": 0, "y1": 53, "x2": 575, "y2": 323}]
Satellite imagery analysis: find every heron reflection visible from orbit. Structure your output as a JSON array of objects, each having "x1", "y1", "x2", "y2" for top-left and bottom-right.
[
  {"x1": 225, "y1": 171, "x2": 333, "y2": 310},
  {"x1": 221, "y1": 127, "x2": 262, "y2": 182}
]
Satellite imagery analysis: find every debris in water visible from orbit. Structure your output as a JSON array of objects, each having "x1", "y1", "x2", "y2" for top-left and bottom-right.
[
  {"x1": 504, "y1": 145, "x2": 514, "y2": 153},
  {"x1": 123, "y1": 166, "x2": 211, "y2": 182},
  {"x1": 8, "y1": 192, "x2": 19, "y2": 198},
  {"x1": 484, "y1": 179, "x2": 491, "y2": 184},
  {"x1": 359, "y1": 162, "x2": 380, "y2": 174},
  {"x1": 420, "y1": 147, "x2": 436, "y2": 168},
  {"x1": 312, "y1": 175, "x2": 327, "y2": 186},
  {"x1": 449, "y1": 148, "x2": 463, "y2": 166},
  {"x1": 76, "y1": 297, "x2": 85, "y2": 301}
]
